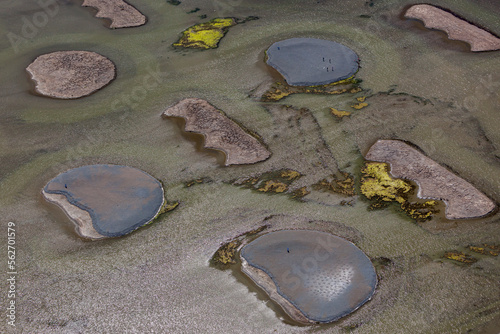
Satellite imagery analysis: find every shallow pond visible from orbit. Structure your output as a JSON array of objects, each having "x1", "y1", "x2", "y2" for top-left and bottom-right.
[{"x1": 0, "y1": 0, "x2": 499, "y2": 333}]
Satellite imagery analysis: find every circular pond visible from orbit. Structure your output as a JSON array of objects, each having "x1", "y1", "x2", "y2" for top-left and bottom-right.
[
  {"x1": 43, "y1": 164, "x2": 164, "y2": 238},
  {"x1": 266, "y1": 38, "x2": 359, "y2": 86},
  {"x1": 240, "y1": 230, "x2": 377, "y2": 323}
]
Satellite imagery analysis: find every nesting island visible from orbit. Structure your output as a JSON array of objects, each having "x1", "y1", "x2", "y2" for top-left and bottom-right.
[
  {"x1": 82, "y1": 0, "x2": 147, "y2": 28},
  {"x1": 405, "y1": 4, "x2": 500, "y2": 51},
  {"x1": 26, "y1": 51, "x2": 115, "y2": 99},
  {"x1": 162, "y1": 98, "x2": 271, "y2": 165}
]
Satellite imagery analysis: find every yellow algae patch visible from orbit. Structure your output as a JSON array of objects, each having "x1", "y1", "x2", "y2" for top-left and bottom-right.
[
  {"x1": 235, "y1": 169, "x2": 304, "y2": 197},
  {"x1": 212, "y1": 240, "x2": 241, "y2": 265},
  {"x1": 330, "y1": 107, "x2": 351, "y2": 118},
  {"x1": 263, "y1": 88, "x2": 292, "y2": 101},
  {"x1": 262, "y1": 77, "x2": 358, "y2": 102},
  {"x1": 185, "y1": 177, "x2": 212, "y2": 187},
  {"x1": 356, "y1": 96, "x2": 366, "y2": 102},
  {"x1": 401, "y1": 200, "x2": 437, "y2": 220},
  {"x1": 443, "y1": 251, "x2": 477, "y2": 264},
  {"x1": 235, "y1": 169, "x2": 303, "y2": 197},
  {"x1": 155, "y1": 200, "x2": 180, "y2": 219},
  {"x1": 173, "y1": 18, "x2": 236, "y2": 49},
  {"x1": 211, "y1": 225, "x2": 269, "y2": 269},
  {"x1": 280, "y1": 170, "x2": 301, "y2": 181},
  {"x1": 237, "y1": 176, "x2": 259, "y2": 187},
  {"x1": 163, "y1": 201, "x2": 179, "y2": 213},
  {"x1": 351, "y1": 102, "x2": 368, "y2": 110},
  {"x1": 469, "y1": 245, "x2": 499, "y2": 256},
  {"x1": 361, "y1": 162, "x2": 438, "y2": 220},
  {"x1": 258, "y1": 180, "x2": 289, "y2": 193},
  {"x1": 361, "y1": 162, "x2": 411, "y2": 205}
]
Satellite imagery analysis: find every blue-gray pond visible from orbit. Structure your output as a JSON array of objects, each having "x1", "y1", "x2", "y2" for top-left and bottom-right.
[
  {"x1": 266, "y1": 38, "x2": 359, "y2": 86},
  {"x1": 42, "y1": 164, "x2": 164, "y2": 239},
  {"x1": 240, "y1": 230, "x2": 377, "y2": 324}
]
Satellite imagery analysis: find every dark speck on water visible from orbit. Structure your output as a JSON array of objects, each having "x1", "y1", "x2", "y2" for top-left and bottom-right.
[{"x1": 287, "y1": 248, "x2": 290, "y2": 253}]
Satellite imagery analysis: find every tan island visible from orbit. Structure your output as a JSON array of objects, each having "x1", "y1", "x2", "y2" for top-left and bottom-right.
[
  {"x1": 405, "y1": 4, "x2": 500, "y2": 51},
  {"x1": 82, "y1": 0, "x2": 147, "y2": 28},
  {"x1": 365, "y1": 140, "x2": 496, "y2": 219},
  {"x1": 162, "y1": 98, "x2": 271, "y2": 166},
  {"x1": 27, "y1": 51, "x2": 115, "y2": 99}
]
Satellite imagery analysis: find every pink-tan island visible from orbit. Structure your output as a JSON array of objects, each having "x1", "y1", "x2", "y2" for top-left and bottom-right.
[
  {"x1": 162, "y1": 98, "x2": 271, "y2": 166},
  {"x1": 26, "y1": 51, "x2": 115, "y2": 99},
  {"x1": 82, "y1": 0, "x2": 146, "y2": 28},
  {"x1": 405, "y1": 4, "x2": 500, "y2": 51}
]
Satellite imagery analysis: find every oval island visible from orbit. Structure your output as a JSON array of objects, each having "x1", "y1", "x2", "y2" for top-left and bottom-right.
[{"x1": 27, "y1": 51, "x2": 115, "y2": 99}]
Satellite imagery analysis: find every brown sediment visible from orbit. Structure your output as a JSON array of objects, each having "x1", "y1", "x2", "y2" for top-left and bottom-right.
[
  {"x1": 312, "y1": 171, "x2": 356, "y2": 196},
  {"x1": 26, "y1": 51, "x2": 115, "y2": 99},
  {"x1": 82, "y1": 0, "x2": 147, "y2": 28},
  {"x1": 365, "y1": 140, "x2": 496, "y2": 219},
  {"x1": 404, "y1": 4, "x2": 500, "y2": 51},
  {"x1": 468, "y1": 244, "x2": 499, "y2": 256},
  {"x1": 234, "y1": 169, "x2": 305, "y2": 198},
  {"x1": 162, "y1": 98, "x2": 271, "y2": 166}
]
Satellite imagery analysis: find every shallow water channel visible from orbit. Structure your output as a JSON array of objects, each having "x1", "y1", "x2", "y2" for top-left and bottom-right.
[{"x1": 0, "y1": 0, "x2": 499, "y2": 333}]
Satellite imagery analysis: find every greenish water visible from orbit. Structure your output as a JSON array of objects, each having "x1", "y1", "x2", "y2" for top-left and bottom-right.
[{"x1": 1, "y1": 0, "x2": 499, "y2": 333}]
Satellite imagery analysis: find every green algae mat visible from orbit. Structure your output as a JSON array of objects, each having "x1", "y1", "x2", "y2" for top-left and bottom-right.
[{"x1": 0, "y1": 0, "x2": 499, "y2": 333}]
